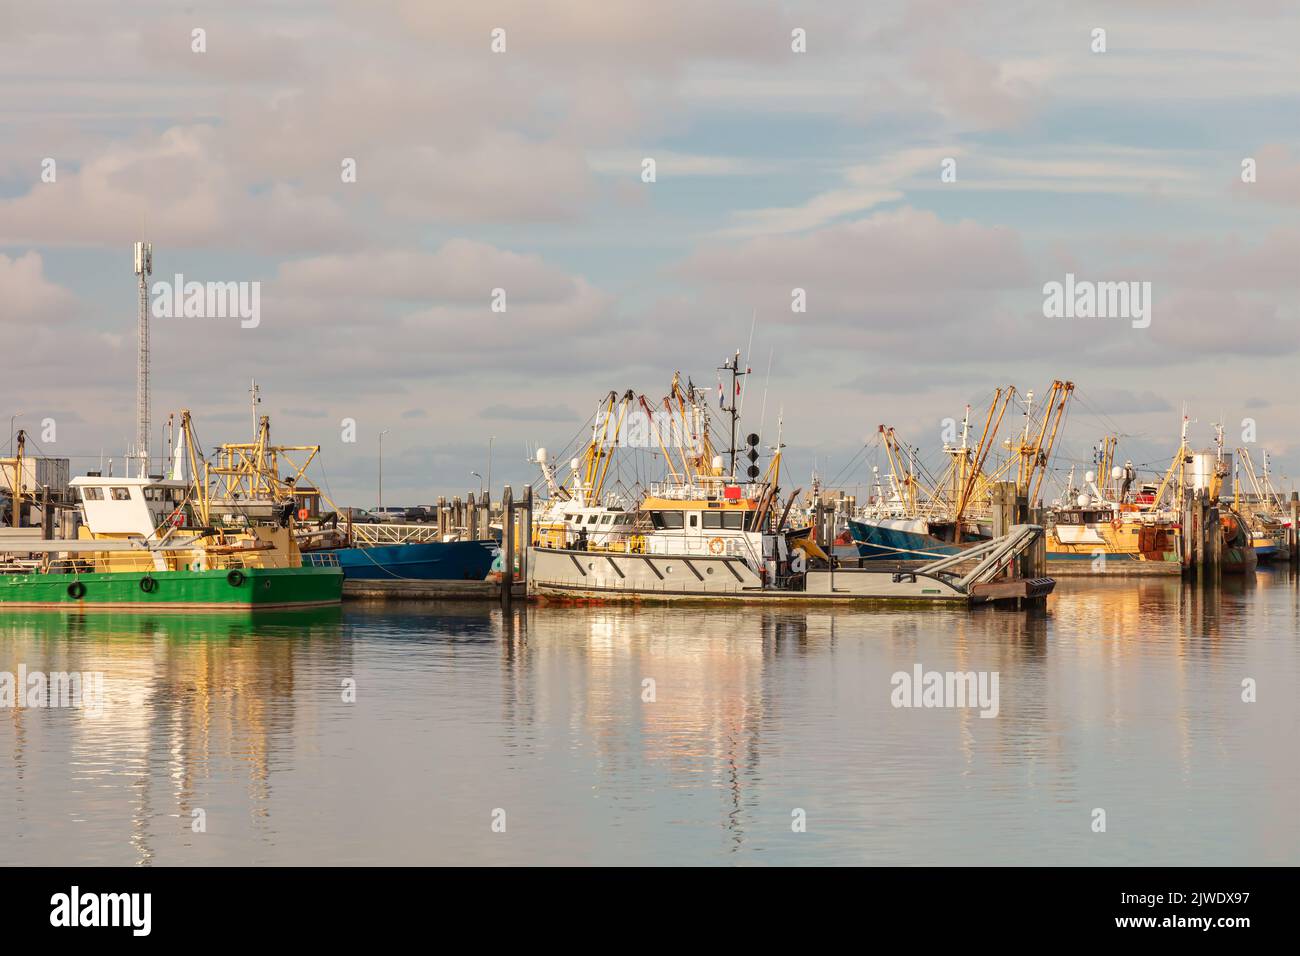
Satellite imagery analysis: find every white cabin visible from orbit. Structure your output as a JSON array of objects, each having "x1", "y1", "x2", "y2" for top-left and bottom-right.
[
  {"x1": 554, "y1": 504, "x2": 636, "y2": 547},
  {"x1": 70, "y1": 476, "x2": 188, "y2": 537}
]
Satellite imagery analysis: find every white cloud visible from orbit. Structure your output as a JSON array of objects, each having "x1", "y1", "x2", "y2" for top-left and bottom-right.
[{"x1": 0, "y1": 251, "x2": 78, "y2": 325}]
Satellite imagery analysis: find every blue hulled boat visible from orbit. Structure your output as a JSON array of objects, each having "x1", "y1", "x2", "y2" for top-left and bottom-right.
[
  {"x1": 847, "y1": 517, "x2": 987, "y2": 562},
  {"x1": 322, "y1": 539, "x2": 497, "y2": 581}
]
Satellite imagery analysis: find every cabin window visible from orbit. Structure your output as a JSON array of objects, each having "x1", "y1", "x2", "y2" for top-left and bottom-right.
[
  {"x1": 701, "y1": 511, "x2": 722, "y2": 530},
  {"x1": 689, "y1": 514, "x2": 698, "y2": 527},
  {"x1": 81, "y1": 487, "x2": 104, "y2": 501},
  {"x1": 564, "y1": 514, "x2": 574, "y2": 522},
  {"x1": 588, "y1": 515, "x2": 599, "y2": 525},
  {"x1": 601, "y1": 515, "x2": 612, "y2": 524},
  {"x1": 110, "y1": 487, "x2": 131, "y2": 501},
  {"x1": 143, "y1": 487, "x2": 165, "y2": 501},
  {"x1": 650, "y1": 511, "x2": 684, "y2": 530},
  {"x1": 722, "y1": 511, "x2": 744, "y2": 530}
]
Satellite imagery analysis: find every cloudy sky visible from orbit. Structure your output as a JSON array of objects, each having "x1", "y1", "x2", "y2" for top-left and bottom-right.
[{"x1": 2, "y1": 0, "x2": 1298, "y2": 505}]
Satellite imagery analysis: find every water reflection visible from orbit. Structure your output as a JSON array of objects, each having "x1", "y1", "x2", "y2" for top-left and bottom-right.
[
  {"x1": 1, "y1": 574, "x2": 1297, "y2": 865},
  {"x1": 2, "y1": 608, "x2": 346, "y2": 865}
]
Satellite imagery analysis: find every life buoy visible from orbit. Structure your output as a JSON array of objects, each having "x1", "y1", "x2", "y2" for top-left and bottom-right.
[
  {"x1": 226, "y1": 569, "x2": 246, "y2": 588},
  {"x1": 67, "y1": 581, "x2": 86, "y2": 599},
  {"x1": 139, "y1": 576, "x2": 157, "y2": 593},
  {"x1": 169, "y1": 509, "x2": 185, "y2": 528},
  {"x1": 708, "y1": 536, "x2": 725, "y2": 555}
]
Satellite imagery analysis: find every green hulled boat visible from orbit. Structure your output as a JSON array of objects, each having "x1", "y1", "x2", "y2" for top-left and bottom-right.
[
  {"x1": 0, "y1": 564, "x2": 342, "y2": 611},
  {"x1": 1, "y1": 409, "x2": 343, "y2": 612}
]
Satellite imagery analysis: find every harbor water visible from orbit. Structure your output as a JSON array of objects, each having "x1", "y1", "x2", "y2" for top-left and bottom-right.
[{"x1": 1, "y1": 572, "x2": 1297, "y2": 866}]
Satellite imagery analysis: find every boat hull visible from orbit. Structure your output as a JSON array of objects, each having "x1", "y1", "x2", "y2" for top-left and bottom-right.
[
  {"x1": 321, "y1": 540, "x2": 496, "y2": 581},
  {"x1": 527, "y1": 547, "x2": 993, "y2": 604},
  {"x1": 0, "y1": 566, "x2": 343, "y2": 610},
  {"x1": 847, "y1": 519, "x2": 984, "y2": 561}
]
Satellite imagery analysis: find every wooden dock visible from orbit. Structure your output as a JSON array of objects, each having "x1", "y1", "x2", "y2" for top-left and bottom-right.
[{"x1": 1047, "y1": 560, "x2": 1182, "y2": 577}]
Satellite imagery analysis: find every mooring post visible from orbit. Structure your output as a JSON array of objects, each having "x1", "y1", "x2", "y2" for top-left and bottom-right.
[
  {"x1": 1029, "y1": 506, "x2": 1046, "y2": 580},
  {"x1": 1194, "y1": 493, "x2": 1207, "y2": 578},
  {"x1": 501, "y1": 485, "x2": 514, "y2": 605},
  {"x1": 1284, "y1": 489, "x2": 1294, "y2": 564},
  {"x1": 1207, "y1": 503, "x2": 1222, "y2": 581},
  {"x1": 1014, "y1": 492, "x2": 1030, "y2": 579},
  {"x1": 991, "y1": 481, "x2": 1014, "y2": 540},
  {"x1": 522, "y1": 484, "x2": 533, "y2": 590}
]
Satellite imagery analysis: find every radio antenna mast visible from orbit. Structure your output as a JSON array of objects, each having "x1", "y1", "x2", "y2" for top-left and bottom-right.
[{"x1": 133, "y1": 241, "x2": 153, "y2": 478}]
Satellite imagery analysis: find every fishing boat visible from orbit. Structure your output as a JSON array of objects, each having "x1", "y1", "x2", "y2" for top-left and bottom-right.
[
  {"x1": 324, "y1": 539, "x2": 495, "y2": 581},
  {"x1": 528, "y1": 364, "x2": 1053, "y2": 605},
  {"x1": 528, "y1": 389, "x2": 646, "y2": 552},
  {"x1": 1047, "y1": 495, "x2": 1181, "y2": 565},
  {"x1": 1233, "y1": 448, "x2": 1291, "y2": 562},
  {"x1": 1219, "y1": 509, "x2": 1259, "y2": 574},
  {"x1": 1044, "y1": 438, "x2": 1182, "y2": 568},
  {"x1": 850, "y1": 383, "x2": 1072, "y2": 564},
  {"x1": 197, "y1": 399, "x2": 500, "y2": 584},
  {"x1": 1136, "y1": 415, "x2": 1258, "y2": 575},
  {"x1": 530, "y1": 472, "x2": 1052, "y2": 605},
  {"x1": 0, "y1": 412, "x2": 342, "y2": 610}
]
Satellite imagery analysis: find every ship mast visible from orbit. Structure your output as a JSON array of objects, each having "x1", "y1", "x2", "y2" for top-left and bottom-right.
[{"x1": 716, "y1": 351, "x2": 749, "y2": 478}]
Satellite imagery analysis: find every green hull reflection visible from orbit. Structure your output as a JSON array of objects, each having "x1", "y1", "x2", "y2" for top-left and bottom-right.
[{"x1": 0, "y1": 604, "x2": 344, "y2": 642}]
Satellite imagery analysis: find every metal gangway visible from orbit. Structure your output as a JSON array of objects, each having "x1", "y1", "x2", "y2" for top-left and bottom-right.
[{"x1": 913, "y1": 524, "x2": 1052, "y2": 597}]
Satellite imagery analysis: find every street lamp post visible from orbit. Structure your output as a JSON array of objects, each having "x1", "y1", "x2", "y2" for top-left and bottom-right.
[
  {"x1": 9, "y1": 411, "x2": 23, "y2": 454},
  {"x1": 471, "y1": 471, "x2": 484, "y2": 495},
  {"x1": 378, "y1": 428, "x2": 390, "y2": 514}
]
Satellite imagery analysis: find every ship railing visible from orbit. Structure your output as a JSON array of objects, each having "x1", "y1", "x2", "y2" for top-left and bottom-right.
[
  {"x1": 565, "y1": 536, "x2": 647, "y2": 555},
  {"x1": 0, "y1": 559, "x2": 43, "y2": 574},
  {"x1": 303, "y1": 552, "x2": 341, "y2": 567},
  {"x1": 43, "y1": 555, "x2": 160, "y2": 574},
  {"x1": 350, "y1": 523, "x2": 453, "y2": 546},
  {"x1": 647, "y1": 479, "x2": 764, "y2": 500}
]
